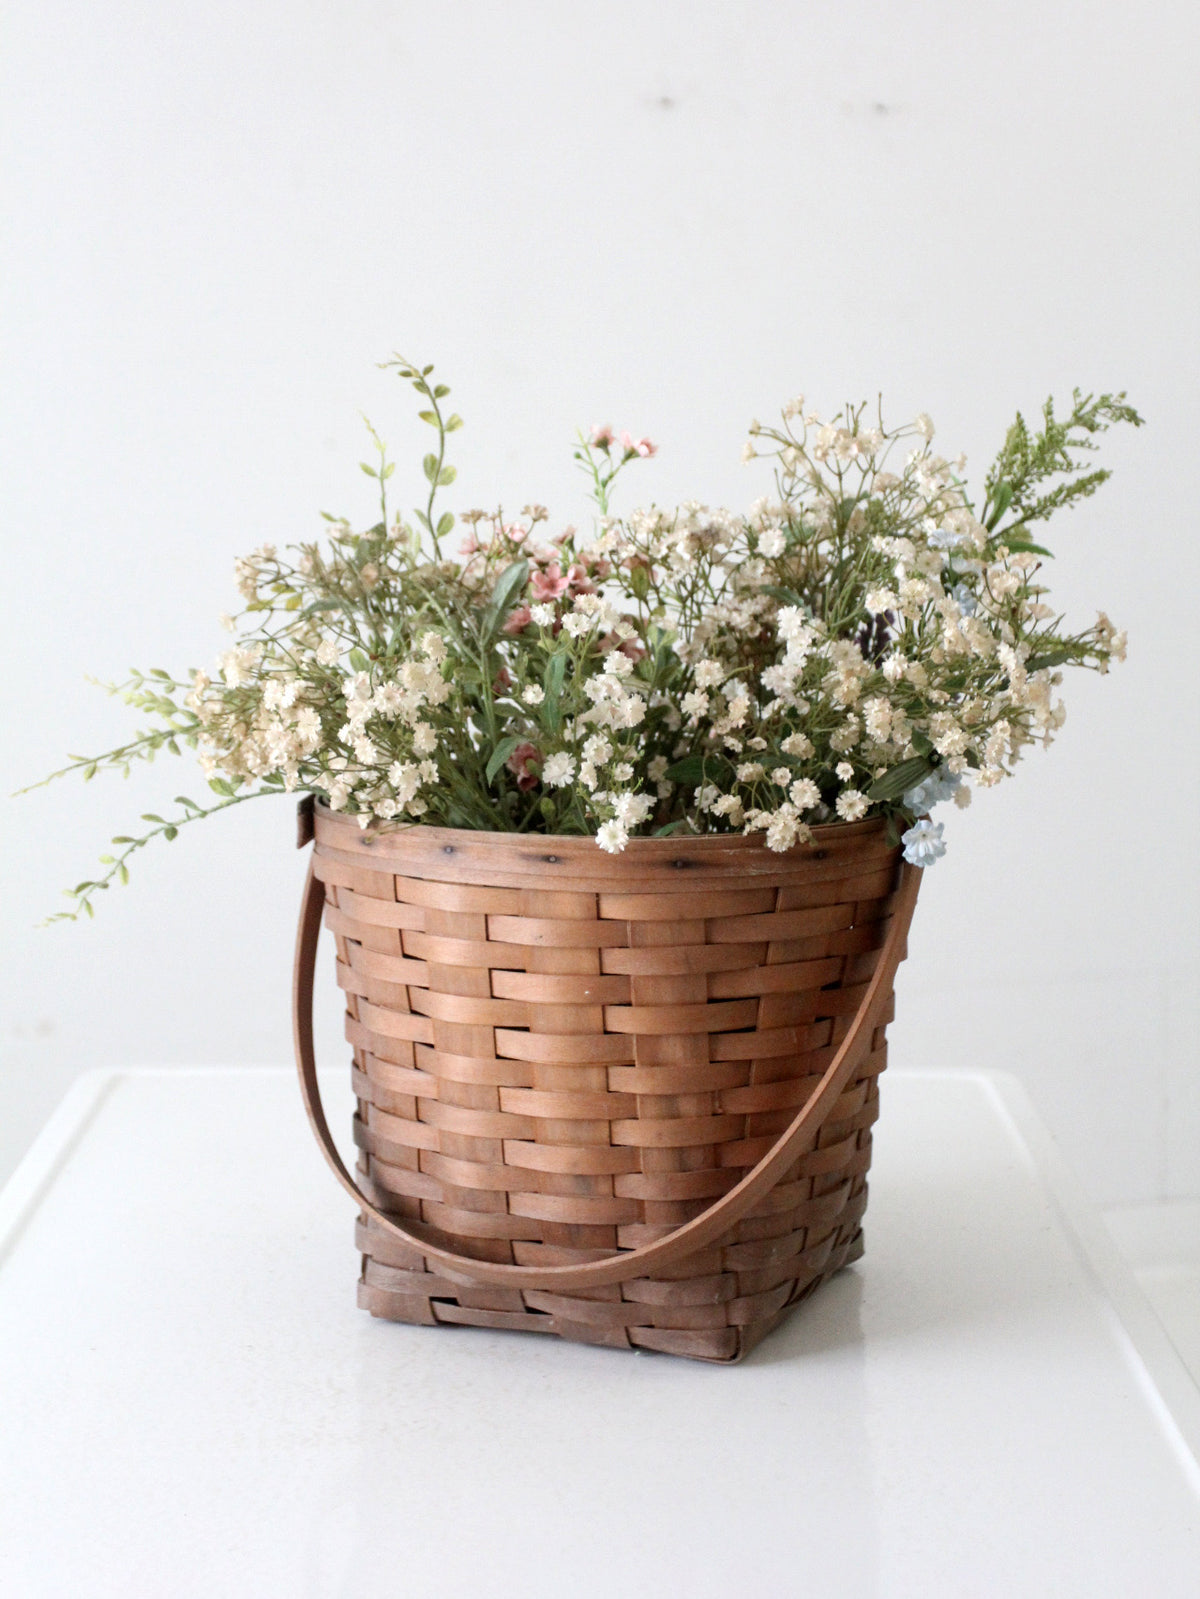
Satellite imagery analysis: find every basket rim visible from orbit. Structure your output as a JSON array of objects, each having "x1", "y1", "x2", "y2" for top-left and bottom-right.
[
  {"x1": 312, "y1": 797, "x2": 887, "y2": 852},
  {"x1": 309, "y1": 799, "x2": 896, "y2": 889}
]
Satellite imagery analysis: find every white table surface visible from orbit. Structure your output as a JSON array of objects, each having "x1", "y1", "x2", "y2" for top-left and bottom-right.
[{"x1": 1, "y1": 1067, "x2": 1198, "y2": 1599}]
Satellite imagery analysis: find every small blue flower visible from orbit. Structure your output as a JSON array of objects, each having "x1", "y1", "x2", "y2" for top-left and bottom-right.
[
  {"x1": 902, "y1": 818, "x2": 946, "y2": 867},
  {"x1": 926, "y1": 526, "x2": 964, "y2": 550},
  {"x1": 901, "y1": 769, "x2": 961, "y2": 813},
  {"x1": 951, "y1": 582, "x2": 977, "y2": 617}
]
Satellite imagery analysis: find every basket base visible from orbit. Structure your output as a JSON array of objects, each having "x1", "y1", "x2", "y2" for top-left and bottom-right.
[{"x1": 354, "y1": 1218, "x2": 867, "y2": 1364}]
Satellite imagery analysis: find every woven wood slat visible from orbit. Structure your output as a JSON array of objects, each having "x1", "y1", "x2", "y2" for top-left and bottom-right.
[{"x1": 296, "y1": 806, "x2": 919, "y2": 1363}]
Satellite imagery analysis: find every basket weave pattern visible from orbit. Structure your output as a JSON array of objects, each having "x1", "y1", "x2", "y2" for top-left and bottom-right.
[{"x1": 306, "y1": 808, "x2": 909, "y2": 1362}]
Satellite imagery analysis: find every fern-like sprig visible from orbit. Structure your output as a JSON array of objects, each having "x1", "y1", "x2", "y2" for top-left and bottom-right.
[{"x1": 984, "y1": 390, "x2": 1144, "y2": 531}]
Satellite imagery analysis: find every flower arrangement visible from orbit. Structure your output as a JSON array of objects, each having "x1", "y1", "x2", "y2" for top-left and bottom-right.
[{"x1": 28, "y1": 358, "x2": 1141, "y2": 919}]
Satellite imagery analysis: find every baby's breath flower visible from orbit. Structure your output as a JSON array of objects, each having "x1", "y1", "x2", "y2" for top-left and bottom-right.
[
  {"x1": 836, "y1": 789, "x2": 868, "y2": 822},
  {"x1": 45, "y1": 372, "x2": 1135, "y2": 916},
  {"x1": 596, "y1": 819, "x2": 628, "y2": 853},
  {"x1": 541, "y1": 752, "x2": 576, "y2": 788},
  {"x1": 694, "y1": 660, "x2": 727, "y2": 690},
  {"x1": 789, "y1": 778, "x2": 821, "y2": 811},
  {"x1": 780, "y1": 732, "x2": 814, "y2": 758}
]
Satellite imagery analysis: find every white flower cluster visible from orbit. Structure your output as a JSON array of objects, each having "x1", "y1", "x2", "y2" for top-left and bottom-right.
[{"x1": 175, "y1": 384, "x2": 1132, "y2": 871}]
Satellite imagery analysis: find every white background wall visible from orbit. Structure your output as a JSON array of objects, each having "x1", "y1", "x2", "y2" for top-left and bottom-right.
[{"x1": 2, "y1": 1, "x2": 1197, "y2": 1205}]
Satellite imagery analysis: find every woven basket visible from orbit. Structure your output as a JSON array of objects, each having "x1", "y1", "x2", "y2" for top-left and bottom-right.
[{"x1": 293, "y1": 801, "x2": 921, "y2": 1362}]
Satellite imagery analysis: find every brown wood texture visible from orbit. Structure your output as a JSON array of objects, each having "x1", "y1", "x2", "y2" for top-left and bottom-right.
[{"x1": 300, "y1": 806, "x2": 918, "y2": 1363}]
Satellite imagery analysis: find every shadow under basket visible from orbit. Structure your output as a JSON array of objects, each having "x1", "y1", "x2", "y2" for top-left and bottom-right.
[{"x1": 294, "y1": 802, "x2": 921, "y2": 1363}]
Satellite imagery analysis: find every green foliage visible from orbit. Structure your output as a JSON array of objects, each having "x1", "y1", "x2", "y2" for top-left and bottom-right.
[
  {"x1": 984, "y1": 390, "x2": 1144, "y2": 529},
  {"x1": 21, "y1": 361, "x2": 1141, "y2": 917}
]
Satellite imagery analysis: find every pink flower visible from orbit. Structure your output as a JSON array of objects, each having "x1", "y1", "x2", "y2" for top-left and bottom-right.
[
  {"x1": 589, "y1": 424, "x2": 616, "y2": 449},
  {"x1": 530, "y1": 563, "x2": 571, "y2": 602},
  {"x1": 458, "y1": 531, "x2": 481, "y2": 556},
  {"x1": 492, "y1": 666, "x2": 513, "y2": 695},
  {"x1": 502, "y1": 606, "x2": 532, "y2": 635},
  {"x1": 620, "y1": 432, "x2": 657, "y2": 459},
  {"x1": 565, "y1": 562, "x2": 596, "y2": 597},
  {"x1": 506, "y1": 741, "x2": 542, "y2": 792}
]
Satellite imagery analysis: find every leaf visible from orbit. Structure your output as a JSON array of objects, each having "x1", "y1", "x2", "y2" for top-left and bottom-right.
[
  {"x1": 433, "y1": 384, "x2": 450, "y2": 398},
  {"x1": 664, "y1": 755, "x2": 709, "y2": 787},
  {"x1": 867, "y1": 757, "x2": 935, "y2": 803},
  {"x1": 910, "y1": 731, "x2": 934, "y2": 756},
  {"x1": 208, "y1": 777, "x2": 235, "y2": 797},
  {"x1": 381, "y1": 462, "x2": 395, "y2": 479},
  {"x1": 164, "y1": 825, "x2": 178, "y2": 841},
  {"x1": 437, "y1": 464, "x2": 457, "y2": 487},
  {"x1": 360, "y1": 462, "x2": 378, "y2": 478},
  {"x1": 485, "y1": 735, "x2": 521, "y2": 784},
  {"x1": 141, "y1": 813, "x2": 165, "y2": 824},
  {"x1": 422, "y1": 453, "x2": 439, "y2": 483},
  {"x1": 543, "y1": 650, "x2": 567, "y2": 731},
  {"x1": 985, "y1": 480, "x2": 1013, "y2": 530},
  {"x1": 111, "y1": 836, "x2": 135, "y2": 844},
  {"x1": 118, "y1": 864, "x2": 129, "y2": 885},
  {"x1": 444, "y1": 413, "x2": 464, "y2": 432},
  {"x1": 653, "y1": 820, "x2": 691, "y2": 837},
  {"x1": 997, "y1": 537, "x2": 1054, "y2": 558},
  {"x1": 1026, "y1": 648, "x2": 1074, "y2": 672},
  {"x1": 481, "y1": 559, "x2": 530, "y2": 641},
  {"x1": 83, "y1": 763, "x2": 97, "y2": 781},
  {"x1": 418, "y1": 410, "x2": 438, "y2": 425},
  {"x1": 284, "y1": 595, "x2": 302, "y2": 611},
  {"x1": 348, "y1": 648, "x2": 370, "y2": 672},
  {"x1": 436, "y1": 511, "x2": 455, "y2": 538}
]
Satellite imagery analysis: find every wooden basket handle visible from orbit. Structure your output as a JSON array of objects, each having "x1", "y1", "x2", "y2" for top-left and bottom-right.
[{"x1": 293, "y1": 855, "x2": 921, "y2": 1292}]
